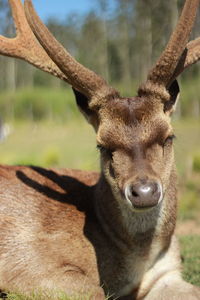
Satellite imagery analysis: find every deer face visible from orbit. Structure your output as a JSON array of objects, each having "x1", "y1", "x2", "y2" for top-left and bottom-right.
[
  {"x1": 97, "y1": 98, "x2": 175, "y2": 211},
  {"x1": 74, "y1": 83, "x2": 178, "y2": 211}
]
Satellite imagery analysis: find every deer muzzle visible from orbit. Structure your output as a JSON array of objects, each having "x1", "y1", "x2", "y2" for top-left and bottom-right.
[{"x1": 124, "y1": 179, "x2": 163, "y2": 210}]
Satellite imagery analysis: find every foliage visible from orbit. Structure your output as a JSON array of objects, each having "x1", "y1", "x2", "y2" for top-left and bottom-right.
[
  {"x1": 180, "y1": 77, "x2": 200, "y2": 119},
  {"x1": 193, "y1": 153, "x2": 200, "y2": 172},
  {"x1": 0, "y1": 88, "x2": 79, "y2": 122},
  {"x1": 0, "y1": 75, "x2": 199, "y2": 122},
  {"x1": 178, "y1": 185, "x2": 200, "y2": 220}
]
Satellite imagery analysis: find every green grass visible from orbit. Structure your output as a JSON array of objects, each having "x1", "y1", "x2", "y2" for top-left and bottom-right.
[
  {"x1": 173, "y1": 119, "x2": 200, "y2": 176},
  {"x1": 0, "y1": 120, "x2": 98, "y2": 170},
  {"x1": 172, "y1": 120, "x2": 200, "y2": 220},
  {"x1": 180, "y1": 235, "x2": 200, "y2": 286},
  {"x1": 3, "y1": 291, "x2": 94, "y2": 300}
]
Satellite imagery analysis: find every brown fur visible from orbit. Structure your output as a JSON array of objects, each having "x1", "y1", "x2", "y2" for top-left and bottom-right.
[
  {"x1": 0, "y1": 93, "x2": 198, "y2": 299},
  {"x1": 0, "y1": 0, "x2": 200, "y2": 299}
]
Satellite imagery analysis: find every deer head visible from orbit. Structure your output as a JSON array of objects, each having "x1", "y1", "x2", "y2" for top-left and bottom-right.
[{"x1": 1, "y1": 0, "x2": 200, "y2": 212}]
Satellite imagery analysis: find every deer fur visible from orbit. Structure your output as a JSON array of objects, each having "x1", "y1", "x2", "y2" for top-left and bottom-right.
[{"x1": 0, "y1": 0, "x2": 199, "y2": 299}]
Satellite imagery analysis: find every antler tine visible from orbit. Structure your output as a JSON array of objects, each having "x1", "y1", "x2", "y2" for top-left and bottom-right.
[
  {"x1": 170, "y1": 37, "x2": 200, "y2": 82},
  {"x1": 186, "y1": 37, "x2": 200, "y2": 67},
  {"x1": 144, "y1": 0, "x2": 199, "y2": 89},
  {"x1": 24, "y1": 0, "x2": 115, "y2": 100},
  {"x1": 0, "y1": 0, "x2": 67, "y2": 81}
]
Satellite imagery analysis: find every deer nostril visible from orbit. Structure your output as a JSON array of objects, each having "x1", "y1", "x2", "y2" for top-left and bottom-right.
[
  {"x1": 131, "y1": 190, "x2": 139, "y2": 197},
  {"x1": 125, "y1": 181, "x2": 163, "y2": 209}
]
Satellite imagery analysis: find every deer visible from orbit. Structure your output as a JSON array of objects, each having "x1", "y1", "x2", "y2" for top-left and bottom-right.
[{"x1": 0, "y1": 0, "x2": 199, "y2": 299}]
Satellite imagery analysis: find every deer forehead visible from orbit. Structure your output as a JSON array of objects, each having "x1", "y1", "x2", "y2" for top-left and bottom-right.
[{"x1": 97, "y1": 97, "x2": 172, "y2": 150}]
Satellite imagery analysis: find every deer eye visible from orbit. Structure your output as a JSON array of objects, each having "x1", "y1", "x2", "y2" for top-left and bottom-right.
[
  {"x1": 97, "y1": 145, "x2": 113, "y2": 158},
  {"x1": 163, "y1": 134, "x2": 176, "y2": 147}
]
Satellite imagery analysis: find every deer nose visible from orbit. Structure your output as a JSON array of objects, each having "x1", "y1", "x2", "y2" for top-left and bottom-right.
[{"x1": 125, "y1": 180, "x2": 162, "y2": 209}]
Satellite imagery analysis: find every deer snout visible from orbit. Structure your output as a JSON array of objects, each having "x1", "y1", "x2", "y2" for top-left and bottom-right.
[{"x1": 124, "y1": 180, "x2": 163, "y2": 210}]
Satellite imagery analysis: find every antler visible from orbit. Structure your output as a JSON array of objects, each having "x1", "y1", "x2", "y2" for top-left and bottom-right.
[
  {"x1": 171, "y1": 37, "x2": 200, "y2": 81},
  {"x1": 24, "y1": 0, "x2": 115, "y2": 100},
  {"x1": 0, "y1": 0, "x2": 68, "y2": 82},
  {"x1": 0, "y1": 0, "x2": 116, "y2": 100},
  {"x1": 1, "y1": 0, "x2": 199, "y2": 100},
  {"x1": 185, "y1": 37, "x2": 200, "y2": 68},
  {"x1": 139, "y1": 0, "x2": 200, "y2": 94}
]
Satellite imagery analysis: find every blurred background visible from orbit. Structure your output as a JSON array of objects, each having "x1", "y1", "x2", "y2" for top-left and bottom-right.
[{"x1": 0, "y1": 0, "x2": 199, "y2": 224}]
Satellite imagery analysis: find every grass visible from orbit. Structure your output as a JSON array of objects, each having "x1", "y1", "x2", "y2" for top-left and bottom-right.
[
  {"x1": 172, "y1": 120, "x2": 200, "y2": 220},
  {"x1": 3, "y1": 291, "x2": 94, "y2": 300},
  {"x1": 173, "y1": 119, "x2": 200, "y2": 176},
  {"x1": 180, "y1": 235, "x2": 200, "y2": 286},
  {"x1": 0, "y1": 120, "x2": 98, "y2": 170}
]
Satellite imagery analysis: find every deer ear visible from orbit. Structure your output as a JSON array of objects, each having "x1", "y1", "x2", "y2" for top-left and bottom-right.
[
  {"x1": 72, "y1": 88, "x2": 99, "y2": 130},
  {"x1": 164, "y1": 80, "x2": 180, "y2": 115}
]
